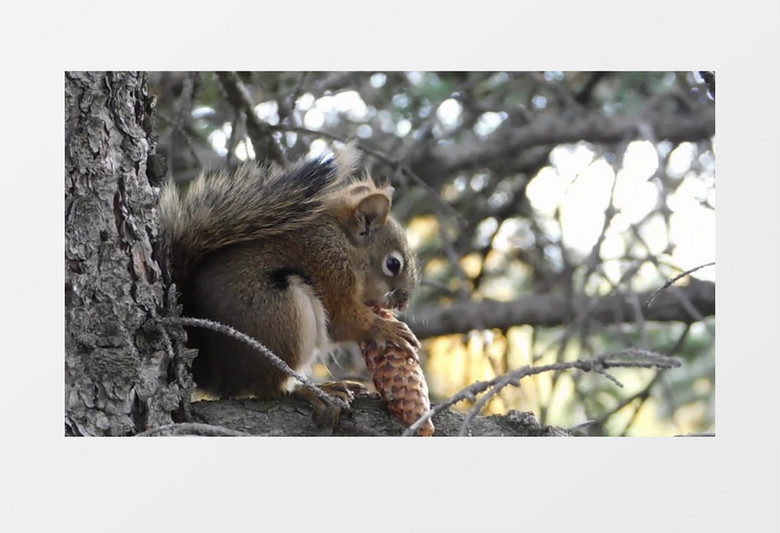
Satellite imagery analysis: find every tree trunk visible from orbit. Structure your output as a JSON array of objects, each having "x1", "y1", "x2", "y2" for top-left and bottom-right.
[{"x1": 64, "y1": 71, "x2": 192, "y2": 436}]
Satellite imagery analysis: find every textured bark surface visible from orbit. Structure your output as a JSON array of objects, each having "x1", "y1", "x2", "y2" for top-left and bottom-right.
[
  {"x1": 64, "y1": 71, "x2": 192, "y2": 436},
  {"x1": 189, "y1": 395, "x2": 570, "y2": 437}
]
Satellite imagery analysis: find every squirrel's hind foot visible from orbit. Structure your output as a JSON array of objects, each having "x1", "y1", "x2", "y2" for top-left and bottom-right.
[{"x1": 290, "y1": 380, "x2": 368, "y2": 434}]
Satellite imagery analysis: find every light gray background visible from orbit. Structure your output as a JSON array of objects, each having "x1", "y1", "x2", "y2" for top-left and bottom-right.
[{"x1": 5, "y1": 1, "x2": 778, "y2": 531}]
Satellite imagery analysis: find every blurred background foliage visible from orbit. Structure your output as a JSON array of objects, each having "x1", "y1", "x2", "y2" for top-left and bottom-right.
[{"x1": 149, "y1": 71, "x2": 715, "y2": 436}]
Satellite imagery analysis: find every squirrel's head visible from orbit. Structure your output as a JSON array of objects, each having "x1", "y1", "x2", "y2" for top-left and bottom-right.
[
  {"x1": 336, "y1": 180, "x2": 418, "y2": 312},
  {"x1": 363, "y1": 215, "x2": 418, "y2": 311}
]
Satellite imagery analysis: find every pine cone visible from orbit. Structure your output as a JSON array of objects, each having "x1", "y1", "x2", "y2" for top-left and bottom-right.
[{"x1": 361, "y1": 313, "x2": 434, "y2": 436}]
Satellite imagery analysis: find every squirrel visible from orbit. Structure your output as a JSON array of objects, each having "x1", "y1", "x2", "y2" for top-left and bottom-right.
[{"x1": 158, "y1": 143, "x2": 420, "y2": 428}]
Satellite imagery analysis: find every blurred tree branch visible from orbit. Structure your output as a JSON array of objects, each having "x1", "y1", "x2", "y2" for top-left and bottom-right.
[
  {"x1": 698, "y1": 71, "x2": 715, "y2": 99},
  {"x1": 409, "y1": 99, "x2": 715, "y2": 189},
  {"x1": 407, "y1": 278, "x2": 714, "y2": 339},
  {"x1": 215, "y1": 71, "x2": 288, "y2": 165}
]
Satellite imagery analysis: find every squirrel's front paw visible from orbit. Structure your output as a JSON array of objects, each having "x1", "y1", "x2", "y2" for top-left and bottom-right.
[{"x1": 373, "y1": 314, "x2": 421, "y2": 355}]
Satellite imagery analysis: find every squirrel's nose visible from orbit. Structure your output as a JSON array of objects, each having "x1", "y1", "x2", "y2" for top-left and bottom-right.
[{"x1": 393, "y1": 289, "x2": 411, "y2": 310}]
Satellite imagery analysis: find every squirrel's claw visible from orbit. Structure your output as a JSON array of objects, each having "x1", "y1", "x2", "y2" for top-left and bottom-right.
[
  {"x1": 372, "y1": 313, "x2": 421, "y2": 357},
  {"x1": 317, "y1": 380, "x2": 369, "y2": 403},
  {"x1": 290, "y1": 381, "x2": 368, "y2": 434}
]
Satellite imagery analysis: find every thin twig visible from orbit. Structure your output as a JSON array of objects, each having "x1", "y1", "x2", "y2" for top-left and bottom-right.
[
  {"x1": 157, "y1": 316, "x2": 348, "y2": 411},
  {"x1": 458, "y1": 373, "x2": 517, "y2": 436},
  {"x1": 403, "y1": 348, "x2": 681, "y2": 436},
  {"x1": 216, "y1": 71, "x2": 288, "y2": 166},
  {"x1": 266, "y1": 123, "x2": 466, "y2": 226},
  {"x1": 565, "y1": 420, "x2": 598, "y2": 434},
  {"x1": 268, "y1": 124, "x2": 392, "y2": 162},
  {"x1": 399, "y1": 166, "x2": 467, "y2": 226},
  {"x1": 645, "y1": 262, "x2": 715, "y2": 308}
]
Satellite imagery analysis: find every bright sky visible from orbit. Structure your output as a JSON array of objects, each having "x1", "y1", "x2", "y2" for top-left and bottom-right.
[{"x1": 527, "y1": 140, "x2": 715, "y2": 284}]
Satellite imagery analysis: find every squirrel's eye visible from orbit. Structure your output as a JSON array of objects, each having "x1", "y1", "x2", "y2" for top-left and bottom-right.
[{"x1": 383, "y1": 252, "x2": 403, "y2": 276}]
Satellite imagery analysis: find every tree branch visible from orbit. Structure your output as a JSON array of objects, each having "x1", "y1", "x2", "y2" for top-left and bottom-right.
[
  {"x1": 188, "y1": 395, "x2": 570, "y2": 437},
  {"x1": 215, "y1": 71, "x2": 287, "y2": 165},
  {"x1": 407, "y1": 278, "x2": 714, "y2": 339},
  {"x1": 410, "y1": 99, "x2": 715, "y2": 188}
]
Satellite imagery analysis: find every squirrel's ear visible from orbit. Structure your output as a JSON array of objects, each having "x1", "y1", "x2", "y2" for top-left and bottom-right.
[
  {"x1": 358, "y1": 192, "x2": 390, "y2": 222},
  {"x1": 350, "y1": 192, "x2": 390, "y2": 242}
]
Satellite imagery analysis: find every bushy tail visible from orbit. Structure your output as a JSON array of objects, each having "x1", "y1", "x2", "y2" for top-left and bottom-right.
[{"x1": 158, "y1": 144, "x2": 361, "y2": 285}]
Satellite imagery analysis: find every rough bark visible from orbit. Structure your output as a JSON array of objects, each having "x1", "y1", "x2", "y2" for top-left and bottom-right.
[
  {"x1": 185, "y1": 395, "x2": 570, "y2": 437},
  {"x1": 64, "y1": 71, "x2": 192, "y2": 436}
]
